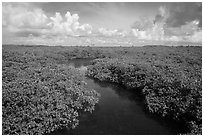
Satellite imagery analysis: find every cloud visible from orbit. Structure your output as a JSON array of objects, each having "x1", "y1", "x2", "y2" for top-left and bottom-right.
[
  {"x1": 188, "y1": 30, "x2": 202, "y2": 43},
  {"x1": 131, "y1": 17, "x2": 153, "y2": 31},
  {"x1": 131, "y1": 4, "x2": 202, "y2": 43},
  {"x1": 131, "y1": 11, "x2": 166, "y2": 41},
  {"x1": 165, "y1": 3, "x2": 202, "y2": 28},
  {"x1": 153, "y1": 3, "x2": 202, "y2": 28},
  {"x1": 165, "y1": 20, "x2": 201, "y2": 36},
  {"x1": 3, "y1": 2, "x2": 202, "y2": 46},
  {"x1": 131, "y1": 22, "x2": 165, "y2": 41},
  {"x1": 3, "y1": 3, "x2": 48, "y2": 29},
  {"x1": 3, "y1": 3, "x2": 92, "y2": 38},
  {"x1": 98, "y1": 28, "x2": 127, "y2": 37},
  {"x1": 47, "y1": 11, "x2": 92, "y2": 36},
  {"x1": 154, "y1": 6, "x2": 169, "y2": 24}
]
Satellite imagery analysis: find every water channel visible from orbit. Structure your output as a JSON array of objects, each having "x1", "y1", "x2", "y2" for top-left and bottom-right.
[{"x1": 52, "y1": 58, "x2": 186, "y2": 135}]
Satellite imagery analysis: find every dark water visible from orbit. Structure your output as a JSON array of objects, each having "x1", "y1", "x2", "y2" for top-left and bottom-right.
[{"x1": 52, "y1": 59, "x2": 186, "y2": 135}]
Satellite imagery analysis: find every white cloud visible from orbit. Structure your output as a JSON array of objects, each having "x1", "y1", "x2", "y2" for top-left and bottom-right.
[
  {"x1": 131, "y1": 21, "x2": 165, "y2": 41},
  {"x1": 98, "y1": 28, "x2": 117, "y2": 36},
  {"x1": 47, "y1": 11, "x2": 93, "y2": 36},
  {"x1": 98, "y1": 28, "x2": 127, "y2": 37},
  {"x1": 2, "y1": 3, "x2": 202, "y2": 46},
  {"x1": 131, "y1": 6, "x2": 202, "y2": 43},
  {"x1": 3, "y1": 3, "x2": 48, "y2": 29},
  {"x1": 3, "y1": 3, "x2": 92, "y2": 38},
  {"x1": 187, "y1": 30, "x2": 202, "y2": 43}
]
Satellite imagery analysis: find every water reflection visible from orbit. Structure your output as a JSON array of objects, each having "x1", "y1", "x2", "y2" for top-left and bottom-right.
[
  {"x1": 91, "y1": 79, "x2": 141, "y2": 102},
  {"x1": 50, "y1": 58, "x2": 186, "y2": 135}
]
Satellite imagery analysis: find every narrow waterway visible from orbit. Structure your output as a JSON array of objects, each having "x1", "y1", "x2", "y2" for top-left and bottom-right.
[{"x1": 52, "y1": 59, "x2": 186, "y2": 135}]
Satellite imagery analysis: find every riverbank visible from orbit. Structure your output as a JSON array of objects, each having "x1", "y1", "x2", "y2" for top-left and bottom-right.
[
  {"x1": 2, "y1": 45, "x2": 202, "y2": 135},
  {"x1": 2, "y1": 48, "x2": 100, "y2": 135},
  {"x1": 86, "y1": 47, "x2": 202, "y2": 135},
  {"x1": 51, "y1": 59, "x2": 187, "y2": 135}
]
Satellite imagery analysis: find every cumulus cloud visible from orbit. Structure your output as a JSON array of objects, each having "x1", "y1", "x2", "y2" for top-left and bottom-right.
[
  {"x1": 2, "y1": 2, "x2": 202, "y2": 45},
  {"x1": 3, "y1": 3, "x2": 92, "y2": 38},
  {"x1": 165, "y1": 20, "x2": 201, "y2": 36},
  {"x1": 131, "y1": 17, "x2": 153, "y2": 31},
  {"x1": 98, "y1": 28, "x2": 127, "y2": 37},
  {"x1": 189, "y1": 30, "x2": 202, "y2": 43},
  {"x1": 3, "y1": 3, "x2": 48, "y2": 29},
  {"x1": 132, "y1": 23, "x2": 165, "y2": 41},
  {"x1": 131, "y1": 12, "x2": 166, "y2": 41},
  {"x1": 131, "y1": 3, "x2": 202, "y2": 43},
  {"x1": 47, "y1": 12, "x2": 92, "y2": 36}
]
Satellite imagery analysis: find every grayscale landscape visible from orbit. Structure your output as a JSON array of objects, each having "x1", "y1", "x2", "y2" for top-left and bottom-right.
[{"x1": 2, "y1": 2, "x2": 202, "y2": 135}]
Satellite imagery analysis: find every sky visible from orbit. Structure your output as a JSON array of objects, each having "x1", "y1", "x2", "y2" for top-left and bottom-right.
[{"x1": 2, "y1": 2, "x2": 202, "y2": 46}]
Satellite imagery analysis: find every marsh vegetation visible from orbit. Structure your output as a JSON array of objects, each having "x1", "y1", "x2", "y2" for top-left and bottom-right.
[{"x1": 2, "y1": 45, "x2": 202, "y2": 135}]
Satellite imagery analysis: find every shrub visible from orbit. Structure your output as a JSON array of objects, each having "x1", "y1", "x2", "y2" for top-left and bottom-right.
[
  {"x1": 86, "y1": 48, "x2": 202, "y2": 135},
  {"x1": 2, "y1": 51, "x2": 100, "y2": 135}
]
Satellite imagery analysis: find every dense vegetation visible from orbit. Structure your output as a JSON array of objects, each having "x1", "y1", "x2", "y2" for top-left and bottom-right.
[
  {"x1": 86, "y1": 46, "x2": 202, "y2": 134},
  {"x1": 2, "y1": 45, "x2": 100, "y2": 135},
  {"x1": 2, "y1": 45, "x2": 202, "y2": 135}
]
